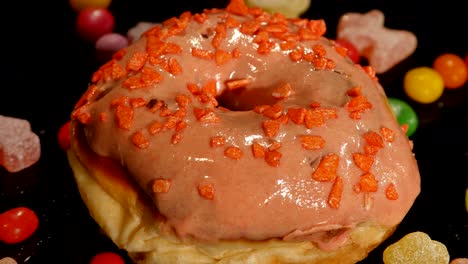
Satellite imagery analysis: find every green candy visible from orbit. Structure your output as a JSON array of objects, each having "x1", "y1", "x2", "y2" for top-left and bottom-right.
[{"x1": 387, "y1": 97, "x2": 419, "y2": 137}]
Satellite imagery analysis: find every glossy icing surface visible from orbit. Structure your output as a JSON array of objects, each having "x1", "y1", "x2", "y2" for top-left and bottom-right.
[{"x1": 71, "y1": 4, "x2": 420, "y2": 249}]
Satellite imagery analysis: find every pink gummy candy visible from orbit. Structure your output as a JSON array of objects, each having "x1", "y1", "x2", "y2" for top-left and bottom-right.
[
  {"x1": 0, "y1": 115, "x2": 41, "y2": 173},
  {"x1": 337, "y1": 9, "x2": 417, "y2": 74}
]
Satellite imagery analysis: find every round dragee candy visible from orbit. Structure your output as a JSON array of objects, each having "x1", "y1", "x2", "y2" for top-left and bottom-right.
[
  {"x1": 95, "y1": 33, "x2": 129, "y2": 62},
  {"x1": 387, "y1": 97, "x2": 418, "y2": 137},
  {"x1": 403, "y1": 66, "x2": 444, "y2": 104},
  {"x1": 76, "y1": 7, "x2": 115, "y2": 43},
  {"x1": 69, "y1": 0, "x2": 112, "y2": 12},
  {"x1": 90, "y1": 252, "x2": 125, "y2": 264},
  {"x1": 0, "y1": 207, "x2": 39, "y2": 244},
  {"x1": 433, "y1": 53, "x2": 468, "y2": 89}
]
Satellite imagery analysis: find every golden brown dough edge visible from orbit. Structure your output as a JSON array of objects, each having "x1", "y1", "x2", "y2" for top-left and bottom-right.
[{"x1": 67, "y1": 122, "x2": 396, "y2": 264}]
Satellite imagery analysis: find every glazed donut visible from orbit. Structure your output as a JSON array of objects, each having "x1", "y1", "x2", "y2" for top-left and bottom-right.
[{"x1": 68, "y1": 0, "x2": 421, "y2": 263}]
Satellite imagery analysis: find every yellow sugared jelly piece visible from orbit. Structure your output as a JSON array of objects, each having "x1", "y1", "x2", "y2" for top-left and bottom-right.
[
  {"x1": 383, "y1": 232, "x2": 449, "y2": 264},
  {"x1": 245, "y1": 0, "x2": 311, "y2": 18}
]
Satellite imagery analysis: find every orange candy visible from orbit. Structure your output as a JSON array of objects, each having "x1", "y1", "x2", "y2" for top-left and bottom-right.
[{"x1": 433, "y1": 53, "x2": 468, "y2": 89}]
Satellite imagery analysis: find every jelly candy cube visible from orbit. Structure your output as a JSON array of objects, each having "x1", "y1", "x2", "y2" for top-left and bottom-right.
[
  {"x1": 0, "y1": 115, "x2": 41, "y2": 172},
  {"x1": 383, "y1": 231, "x2": 449, "y2": 264}
]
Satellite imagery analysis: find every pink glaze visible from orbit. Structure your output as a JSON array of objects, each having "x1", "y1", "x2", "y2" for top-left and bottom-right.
[{"x1": 72, "y1": 4, "x2": 420, "y2": 250}]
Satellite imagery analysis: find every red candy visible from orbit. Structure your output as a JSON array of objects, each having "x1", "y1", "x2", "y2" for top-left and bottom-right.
[
  {"x1": 0, "y1": 115, "x2": 41, "y2": 173},
  {"x1": 58, "y1": 121, "x2": 72, "y2": 151},
  {"x1": 335, "y1": 38, "x2": 360, "y2": 64},
  {"x1": 76, "y1": 7, "x2": 115, "y2": 43},
  {"x1": 0, "y1": 207, "x2": 39, "y2": 244},
  {"x1": 90, "y1": 252, "x2": 125, "y2": 264}
]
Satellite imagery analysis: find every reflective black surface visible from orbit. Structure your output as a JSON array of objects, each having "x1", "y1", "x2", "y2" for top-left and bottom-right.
[{"x1": 1, "y1": 0, "x2": 467, "y2": 263}]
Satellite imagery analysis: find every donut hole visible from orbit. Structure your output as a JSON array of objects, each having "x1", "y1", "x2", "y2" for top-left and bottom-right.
[{"x1": 217, "y1": 85, "x2": 280, "y2": 111}]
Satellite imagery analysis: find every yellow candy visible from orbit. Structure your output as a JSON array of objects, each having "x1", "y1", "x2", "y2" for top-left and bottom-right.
[
  {"x1": 404, "y1": 67, "x2": 444, "y2": 104},
  {"x1": 383, "y1": 232, "x2": 449, "y2": 264},
  {"x1": 69, "y1": 0, "x2": 112, "y2": 12},
  {"x1": 245, "y1": 0, "x2": 311, "y2": 18}
]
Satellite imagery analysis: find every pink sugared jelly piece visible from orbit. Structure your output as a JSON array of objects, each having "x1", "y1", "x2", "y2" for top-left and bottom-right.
[
  {"x1": 0, "y1": 115, "x2": 41, "y2": 173},
  {"x1": 337, "y1": 9, "x2": 417, "y2": 74}
]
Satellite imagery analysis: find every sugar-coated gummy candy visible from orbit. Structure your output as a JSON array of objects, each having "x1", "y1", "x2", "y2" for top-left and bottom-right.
[
  {"x1": 90, "y1": 252, "x2": 125, "y2": 264},
  {"x1": 245, "y1": 0, "x2": 311, "y2": 18},
  {"x1": 387, "y1": 98, "x2": 418, "y2": 137},
  {"x1": 404, "y1": 66, "x2": 444, "y2": 104},
  {"x1": 0, "y1": 257, "x2": 17, "y2": 264},
  {"x1": 0, "y1": 207, "x2": 39, "y2": 244},
  {"x1": 451, "y1": 258, "x2": 468, "y2": 264},
  {"x1": 433, "y1": 53, "x2": 468, "y2": 89},
  {"x1": 383, "y1": 232, "x2": 449, "y2": 264},
  {"x1": 0, "y1": 115, "x2": 41, "y2": 173},
  {"x1": 76, "y1": 7, "x2": 115, "y2": 43},
  {"x1": 95, "y1": 33, "x2": 129, "y2": 62},
  {"x1": 69, "y1": 0, "x2": 112, "y2": 12},
  {"x1": 337, "y1": 9, "x2": 417, "y2": 74},
  {"x1": 127, "y1": 22, "x2": 158, "y2": 43}
]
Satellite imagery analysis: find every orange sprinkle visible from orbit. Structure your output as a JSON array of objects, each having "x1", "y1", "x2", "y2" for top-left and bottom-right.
[
  {"x1": 289, "y1": 48, "x2": 303, "y2": 62},
  {"x1": 225, "y1": 15, "x2": 240, "y2": 28},
  {"x1": 112, "y1": 48, "x2": 127, "y2": 60},
  {"x1": 115, "y1": 104, "x2": 134, "y2": 130},
  {"x1": 385, "y1": 183, "x2": 399, "y2": 200},
  {"x1": 168, "y1": 58, "x2": 182, "y2": 75},
  {"x1": 212, "y1": 23, "x2": 227, "y2": 49},
  {"x1": 280, "y1": 40, "x2": 298, "y2": 51},
  {"x1": 240, "y1": 20, "x2": 261, "y2": 35},
  {"x1": 225, "y1": 78, "x2": 252, "y2": 90},
  {"x1": 262, "y1": 119, "x2": 280, "y2": 137},
  {"x1": 191, "y1": 48, "x2": 215, "y2": 60},
  {"x1": 345, "y1": 95, "x2": 372, "y2": 119},
  {"x1": 299, "y1": 135, "x2": 326, "y2": 150},
  {"x1": 328, "y1": 176, "x2": 343, "y2": 209},
  {"x1": 202, "y1": 79, "x2": 217, "y2": 96},
  {"x1": 265, "y1": 150, "x2": 282, "y2": 167},
  {"x1": 215, "y1": 49, "x2": 232, "y2": 65},
  {"x1": 187, "y1": 83, "x2": 201, "y2": 95},
  {"x1": 193, "y1": 13, "x2": 207, "y2": 23},
  {"x1": 123, "y1": 67, "x2": 163, "y2": 89},
  {"x1": 346, "y1": 86, "x2": 362, "y2": 97},
  {"x1": 251, "y1": 142, "x2": 266, "y2": 158},
  {"x1": 263, "y1": 104, "x2": 283, "y2": 119},
  {"x1": 175, "y1": 121, "x2": 188, "y2": 132},
  {"x1": 129, "y1": 97, "x2": 146, "y2": 108},
  {"x1": 171, "y1": 132, "x2": 182, "y2": 144},
  {"x1": 224, "y1": 146, "x2": 243, "y2": 160},
  {"x1": 401, "y1": 124, "x2": 409, "y2": 134},
  {"x1": 363, "y1": 131, "x2": 384, "y2": 148},
  {"x1": 126, "y1": 52, "x2": 148, "y2": 72},
  {"x1": 380, "y1": 127, "x2": 395, "y2": 142},
  {"x1": 226, "y1": 0, "x2": 249, "y2": 16},
  {"x1": 364, "y1": 145, "x2": 380, "y2": 156},
  {"x1": 131, "y1": 131, "x2": 150, "y2": 149},
  {"x1": 268, "y1": 140, "x2": 281, "y2": 151},
  {"x1": 152, "y1": 179, "x2": 171, "y2": 193},
  {"x1": 148, "y1": 121, "x2": 164, "y2": 135},
  {"x1": 253, "y1": 105, "x2": 270, "y2": 114},
  {"x1": 257, "y1": 40, "x2": 275, "y2": 54},
  {"x1": 198, "y1": 184, "x2": 215, "y2": 200},
  {"x1": 74, "y1": 84, "x2": 98, "y2": 109},
  {"x1": 175, "y1": 94, "x2": 192, "y2": 108},
  {"x1": 110, "y1": 96, "x2": 128, "y2": 107},
  {"x1": 362, "y1": 65, "x2": 378, "y2": 81},
  {"x1": 99, "y1": 112, "x2": 107, "y2": 122},
  {"x1": 272, "y1": 83, "x2": 293, "y2": 99},
  {"x1": 193, "y1": 108, "x2": 221, "y2": 123},
  {"x1": 353, "y1": 153, "x2": 374, "y2": 172},
  {"x1": 359, "y1": 173, "x2": 378, "y2": 192},
  {"x1": 253, "y1": 30, "x2": 270, "y2": 43},
  {"x1": 210, "y1": 136, "x2": 226, "y2": 147},
  {"x1": 304, "y1": 109, "x2": 325, "y2": 128},
  {"x1": 307, "y1": 19, "x2": 326, "y2": 37},
  {"x1": 287, "y1": 108, "x2": 306, "y2": 124},
  {"x1": 311, "y1": 153, "x2": 339, "y2": 182},
  {"x1": 298, "y1": 28, "x2": 320, "y2": 41}
]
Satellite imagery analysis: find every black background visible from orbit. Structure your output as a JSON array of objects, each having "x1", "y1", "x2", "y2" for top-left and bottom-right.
[{"x1": 1, "y1": 0, "x2": 467, "y2": 263}]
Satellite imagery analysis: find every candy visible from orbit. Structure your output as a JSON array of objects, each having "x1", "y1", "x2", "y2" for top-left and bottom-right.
[
  {"x1": 383, "y1": 232, "x2": 449, "y2": 264},
  {"x1": 335, "y1": 38, "x2": 360, "y2": 64},
  {"x1": 95, "y1": 33, "x2": 129, "y2": 61},
  {"x1": 0, "y1": 207, "x2": 39, "y2": 244},
  {"x1": 245, "y1": 0, "x2": 311, "y2": 18},
  {"x1": 451, "y1": 258, "x2": 468, "y2": 264},
  {"x1": 0, "y1": 115, "x2": 41, "y2": 173},
  {"x1": 433, "y1": 53, "x2": 468, "y2": 89},
  {"x1": 57, "y1": 121, "x2": 71, "y2": 151},
  {"x1": 76, "y1": 7, "x2": 115, "y2": 43},
  {"x1": 69, "y1": 0, "x2": 112, "y2": 12},
  {"x1": 0, "y1": 257, "x2": 17, "y2": 264},
  {"x1": 337, "y1": 9, "x2": 417, "y2": 74},
  {"x1": 387, "y1": 98, "x2": 418, "y2": 137},
  {"x1": 403, "y1": 66, "x2": 444, "y2": 104},
  {"x1": 90, "y1": 252, "x2": 125, "y2": 264},
  {"x1": 127, "y1": 22, "x2": 158, "y2": 43}
]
